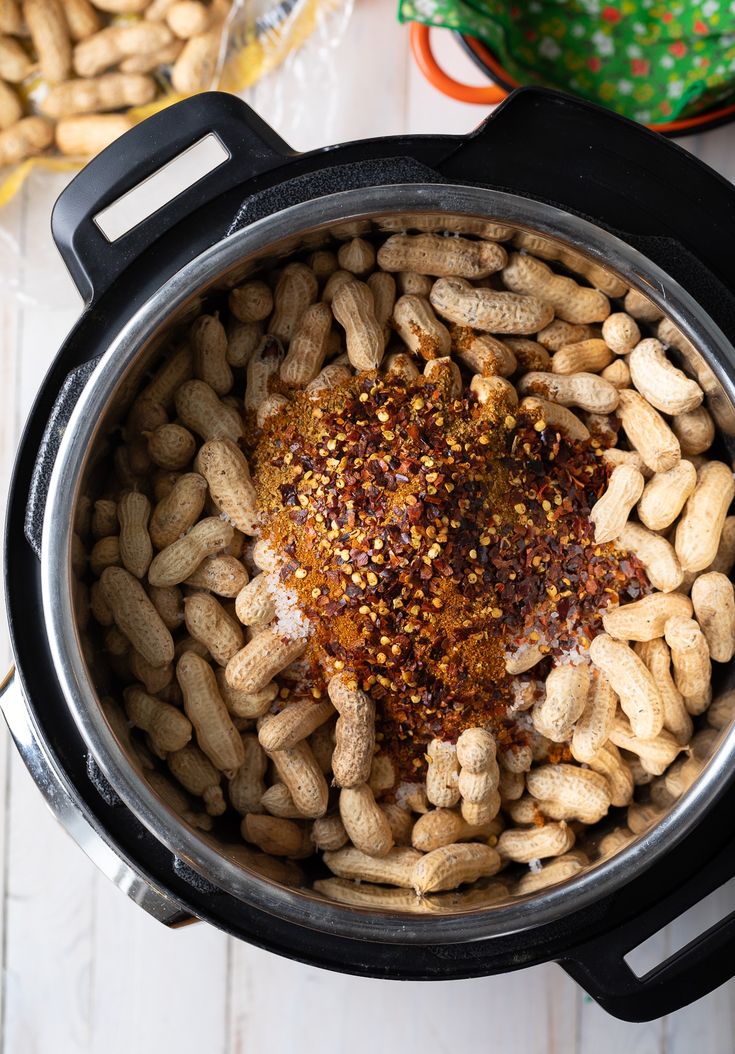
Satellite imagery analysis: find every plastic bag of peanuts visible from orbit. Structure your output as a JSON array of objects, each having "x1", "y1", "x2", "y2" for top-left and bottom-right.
[{"x1": 0, "y1": 0, "x2": 350, "y2": 206}]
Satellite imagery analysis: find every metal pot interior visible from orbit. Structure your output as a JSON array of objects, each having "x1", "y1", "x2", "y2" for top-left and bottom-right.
[{"x1": 42, "y1": 185, "x2": 735, "y2": 943}]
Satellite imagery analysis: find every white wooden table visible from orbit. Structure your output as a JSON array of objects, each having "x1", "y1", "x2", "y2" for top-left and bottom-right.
[{"x1": 1, "y1": 2, "x2": 734, "y2": 1049}]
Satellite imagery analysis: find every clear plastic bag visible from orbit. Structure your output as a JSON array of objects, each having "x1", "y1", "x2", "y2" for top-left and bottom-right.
[{"x1": 0, "y1": 0, "x2": 353, "y2": 304}]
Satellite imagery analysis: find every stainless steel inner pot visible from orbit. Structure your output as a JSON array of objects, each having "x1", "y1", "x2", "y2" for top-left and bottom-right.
[{"x1": 41, "y1": 183, "x2": 735, "y2": 943}]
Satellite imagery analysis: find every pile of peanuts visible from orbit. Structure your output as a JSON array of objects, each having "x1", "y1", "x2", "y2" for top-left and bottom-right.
[
  {"x1": 75, "y1": 215, "x2": 735, "y2": 909},
  {"x1": 0, "y1": 0, "x2": 232, "y2": 167}
]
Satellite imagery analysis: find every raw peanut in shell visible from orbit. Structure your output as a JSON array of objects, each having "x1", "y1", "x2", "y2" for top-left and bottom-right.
[
  {"x1": 384, "y1": 351, "x2": 420, "y2": 384},
  {"x1": 517, "y1": 853, "x2": 586, "y2": 894},
  {"x1": 588, "y1": 633, "x2": 664, "y2": 739},
  {"x1": 175, "y1": 380, "x2": 244, "y2": 444},
  {"x1": 100, "y1": 566, "x2": 174, "y2": 668},
  {"x1": 502, "y1": 252, "x2": 610, "y2": 324},
  {"x1": 41, "y1": 73, "x2": 156, "y2": 118},
  {"x1": 502, "y1": 336, "x2": 550, "y2": 372},
  {"x1": 225, "y1": 628, "x2": 307, "y2": 694},
  {"x1": 24, "y1": 0, "x2": 72, "y2": 82},
  {"x1": 635, "y1": 638, "x2": 693, "y2": 745},
  {"x1": 708, "y1": 515, "x2": 735, "y2": 576},
  {"x1": 166, "y1": 0, "x2": 211, "y2": 38},
  {"x1": 691, "y1": 572, "x2": 735, "y2": 663},
  {"x1": 411, "y1": 809, "x2": 498, "y2": 853},
  {"x1": 149, "y1": 472, "x2": 206, "y2": 551},
  {"x1": 234, "y1": 572, "x2": 275, "y2": 627},
  {"x1": 90, "y1": 535, "x2": 121, "y2": 577},
  {"x1": 148, "y1": 516, "x2": 234, "y2": 587},
  {"x1": 0, "y1": 79, "x2": 21, "y2": 130},
  {"x1": 498, "y1": 822, "x2": 575, "y2": 863},
  {"x1": 337, "y1": 237, "x2": 375, "y2": 276},
  {"x1": 456, "y1": 727, "x2": 500, "y2": 825},
  {"x1": 191, "y1": 314, "x2": 232, "y2": 395},
  {"x1": 609, "y1": 715, "x2": 684, "y2": 776},
  {"x1": 268, "y1": 739, "x2": 329, "y2": 819},
  {"x1": 366, "y1": 271, "x2": 396, "y2": 342},
  {"x1": 0, "y1": 0, "x2": 22, "y2": 34},
  {"x1": 184, "y1": 554, "x2": 248, "y2": 597},
  {"x1": 196, "y1": 438, "x2": 259, "y2": 536},
  {"x1": 117, "y1": 491, "x2": 152, "y2": 579},
  {"x1": 0, "y1": 34, "x2": 33, "y2": 82},
  {"x1": 242, "y1": 814, "x2": 312, "y2": 858},
  {"x1": 269, "y1": 262, "x2": 318, "y2": 345},
  {"x1": 602, "y1": 591, "x2": 692, "y2": 642},
  {"x1": 227, "y1": 734, "x2": 266, "y2": 814},
  {"x1": 520, "y1": 396, "x2": 590, "y2": 442},
  {"x1": 451, "y1": 325, "x2": 516, "y2": 377},
  {"x1": 411, "y1": 843, "x2": 502, "y2": 895},
  {"x1": 664, "y1": 615, "x2": 712, "y2": 715},
  {"x1": 339, "y1": 784, "x2": 394, "y2": 858},
  {"x1": 624, "y1": 288, "x2": 663, "y2": 322},
  {"x1": 550, "y1": 339, "x2": 612, "y2": 375},
  {"x1": 589, "y1": 464, "x2": 644, "y2": 544},
  {"x1": 628, "y1": 338, "x2": 703, "y2": 415},
  {"x1": 637, "y1": 460, "x2": 697, "y2": 532},
  {"x1": 280, "y1": 302, "x2": 333, "y2": 386},
  {"x1": 312, "y1": 813, "x2": 348, "y2": 851},
  {"x1": 392, "y1": 294, "x2": 450, "y2": 360},
  {"x1": 537, "y1": 319, "x2": 598, "y2": 351},
  {"x1": 430, "y1": 277, "x2": 554, "y2": 335},
  {"x1": 532, "y1": 663, "x2": 590, "y2": 742},
  {"x1": 615, "y1": 388, "x2": 681, "y2": 473},
  {"x1": 244, "y1": 334, "x2": 285, "y2": 412},
  {"x1": 526, "y1": 764, "x2": 611, "y2": 825},
  {"x1": 147, "y1": 423, "x2": 196, "y2": 471},
  {"x1": 602, "y1": 312, "x2": 640, "y2": 355},
  {"x1": 377, "y1": 233, "x2": 507, "y2": 279},
  {"x1": 215, "y1": 669, "x2": 277, "y2": 719},
  {"x1": 167, "y1": 742, "x2": 224, "y2": 813},
  {"x1": 124, "y1": 686, "x2": 192, "y2": 754},
  {"x1": 119, "y1": 39, "x2": 184, "y2": 74},
  {"x1": 171, "y1": 24, "x2": 221, "y2": 94},
  {"x1": 0, "y1": 117, "x2": 53, "y2": 165},
  {"x1": 56, "y1": 114, "x2": 133, "y2": 157},
  {"x1": 332, "y1": 280, "x2": 385, "y2": 372},
  {"x1": 184, "y1": 592, "x2": 243, "y2": 666},
  {"x1": 586, "y1": 742, "x2": 634, "y2": 807},
  {"x1": 328, "y1": 672, "x2": 375, "y2": 788},
  {"x1": 229, "y1": 280, "x2": 273, "y2": 323},
  {"x1": 258, "y1": 698, "x2": 334, "y2": 752},
  {"x1": 177, "y1": 650, "x2": 245, "y2": 773},
  {"x1": 470, "y1": 374, "x2": 517, "y2": 410},
  {"x1": 516, "y1": 371, "x2": 619, "y2": 414},
  {"x1": 425, "y1": 739, "x2": 460, "y2": 808},
  {"x1": 616, "y1": 522, "x2": 683, "y2": 593},
  {"x1": 671, "y1": 406, "x2": 715, "y2": 456},
  {"x1": 129, "y1": 649, "x2": 172, "y2": 695},
  {"x1": 571, "y1": 670, "x2": 617, "y2": 763},
  {"x1": 63, "y1": 0, "x2": 100, "y2": 40},
  {"x1": 323, "y1": 846, "x2": 421, "y2": 888},
  {"x1": 424, "y1": 356, "x2": 462, "y2": 399},
  {"x1": 226, "y1": 320, "x2": 262, "y2": 367},
  {"x1": 675, "y1": 461, "x2": 735, "y2": 573},
  {"x1": 601, "y1": 358, "x2": 631, "y2": 389}
]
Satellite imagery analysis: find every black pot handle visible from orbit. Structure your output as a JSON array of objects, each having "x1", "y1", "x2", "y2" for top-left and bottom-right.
[
  {"x1": 439, "y1": 87, "x2": 735, "y2": 297},
  {"x1": 560, "y1": 830, "x2": 735, "y2": 1021},
  {"x1": 51, "y1": 92, "x2": 293, "y2": 306}
]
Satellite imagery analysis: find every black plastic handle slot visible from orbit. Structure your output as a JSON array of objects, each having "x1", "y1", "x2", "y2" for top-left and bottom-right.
[
  {"x1": 561, "y1": 831, "x2": 735, "y2": 1021},
  {"x1": 51, "y1": 92, "x2": 294, "y2": 306}
]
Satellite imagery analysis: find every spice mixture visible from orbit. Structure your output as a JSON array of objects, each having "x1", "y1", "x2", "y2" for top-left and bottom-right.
[{"x1": 248, "y1": 372, "x2": 649, "y2": 775}]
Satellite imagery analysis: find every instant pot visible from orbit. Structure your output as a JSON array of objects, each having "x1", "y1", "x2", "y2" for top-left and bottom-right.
[{"x1": 4, "y1": 88, "x2": 735, "y2": 1022}]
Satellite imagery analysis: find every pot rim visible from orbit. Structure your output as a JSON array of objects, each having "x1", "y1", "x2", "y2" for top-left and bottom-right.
[{"x1": 41, "y1": 182, "x2": 735, "y2": 944}]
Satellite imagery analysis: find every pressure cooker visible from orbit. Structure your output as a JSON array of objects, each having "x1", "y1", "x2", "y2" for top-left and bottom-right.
[{"x1": 3, "y1": 87, "x2": 735, "y2": 1022}]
